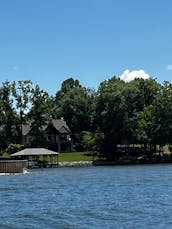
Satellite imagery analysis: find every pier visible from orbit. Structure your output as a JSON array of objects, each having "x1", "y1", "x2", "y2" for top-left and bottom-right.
[{"x1": 0, "y1": 160, "x2": 27, "y2": 173}]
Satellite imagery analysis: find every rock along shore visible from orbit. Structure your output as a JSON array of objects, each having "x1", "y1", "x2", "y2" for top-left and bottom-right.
[{"x1": 58, "y1": 161, "x2": 93, "y2": 167}]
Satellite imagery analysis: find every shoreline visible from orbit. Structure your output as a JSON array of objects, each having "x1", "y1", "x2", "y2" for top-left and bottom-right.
[
  {"x1": 57, "y1": 159, "x2": 172, "y2": 168},
  {"x1": 58, "y1": 157, "x2": 172, "y2": 168},
  {"x1": 58, "y1": 161, "x2": 93, "y2": 167},
  {"x1": 2, "y1": 158, "x2": 172, "y2": 173}
]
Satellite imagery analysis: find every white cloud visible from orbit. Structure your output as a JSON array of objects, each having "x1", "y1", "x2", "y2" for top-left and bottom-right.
[
  {"x1": 119, "y1": 69, "x2": 150, "y2": 82},
  {"x1": 166, "y1": 65, "x2": 172, "y2": 70}
]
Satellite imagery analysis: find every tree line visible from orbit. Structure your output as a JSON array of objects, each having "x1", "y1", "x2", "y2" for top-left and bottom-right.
[{"x1": 0, "y1": 77, "x2": 172, "y2": 160}]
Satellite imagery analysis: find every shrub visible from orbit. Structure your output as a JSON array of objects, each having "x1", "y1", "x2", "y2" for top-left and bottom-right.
[{"x1": 5, "y1": 144, "x2": 24, "y2": 155}]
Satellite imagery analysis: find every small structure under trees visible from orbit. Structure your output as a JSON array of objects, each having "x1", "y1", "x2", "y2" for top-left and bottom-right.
[{"x1": 11, "y1": 148, "x2": 59, "y2": 168}]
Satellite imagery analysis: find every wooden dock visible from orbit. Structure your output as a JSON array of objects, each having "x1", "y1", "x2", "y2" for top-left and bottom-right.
[{"x1": 0, "y1": 160, "x2": 27, "y2": 173}]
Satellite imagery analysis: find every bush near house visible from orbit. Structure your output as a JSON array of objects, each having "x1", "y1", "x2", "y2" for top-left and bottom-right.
[{"x1": 5, "y1": 144, "x2": 25, "y2": 155}]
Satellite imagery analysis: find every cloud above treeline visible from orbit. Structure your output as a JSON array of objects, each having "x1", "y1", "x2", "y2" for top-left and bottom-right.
[
  {"x1": 119, "y1": 69, "x2": 150, "y2": 82},
  {"x1": 166, "y1": 65, "x2": 172, "y2": 70}
]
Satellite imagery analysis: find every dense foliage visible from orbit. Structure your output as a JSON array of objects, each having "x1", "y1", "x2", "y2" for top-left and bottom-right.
[{"x1": 0, "y1": 77, "x2": 172, "y2": 159}]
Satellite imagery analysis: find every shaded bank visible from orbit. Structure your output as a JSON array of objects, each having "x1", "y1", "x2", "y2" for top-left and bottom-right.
[
  {"x1": 50, "y1": 155, "x2": 172, "y2": 168},
  {"x1": 93, "y1": 154, "x2": 172, "y2": 166},
  {"x1": 58, "y1": 154, "x2": 172, "y2": 167}
]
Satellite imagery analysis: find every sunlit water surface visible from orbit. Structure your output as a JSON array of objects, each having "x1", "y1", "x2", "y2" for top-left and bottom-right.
[{"x1": 1, "y1": 165, "x2": 172, "y2": 228}]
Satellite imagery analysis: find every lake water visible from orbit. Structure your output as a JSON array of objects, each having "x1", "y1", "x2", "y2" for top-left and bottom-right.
[{"x1": 1, "y1": 165, "x2": 172, "y2": 229}]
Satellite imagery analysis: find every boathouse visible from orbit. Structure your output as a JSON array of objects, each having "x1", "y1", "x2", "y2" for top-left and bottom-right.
[{"x1": 11, "y1": 148, "x2": 59, "y2": 168}]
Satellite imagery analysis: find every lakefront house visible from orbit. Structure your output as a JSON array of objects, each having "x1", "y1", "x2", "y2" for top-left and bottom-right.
[{"x1": 22, "y1": 119, "x2": 72, "y2": 152}]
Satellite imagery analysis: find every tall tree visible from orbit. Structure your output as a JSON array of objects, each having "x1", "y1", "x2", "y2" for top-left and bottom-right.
[
  {"x1": 0, "y1": 81, "x2": 17, "y2": 150},
  {"x1": 60, "y1": 87, "x2": 90, "y2": 132},
  {"x1": 11, "y1": 80, "x2": 33, "y2": 142},
  {"x1": 94, "y1": 77, "x2": 126, "y2": 159},
  {"x1": 53, "y1": 78, "x2": 82, "y2": 118},
  {"x1": 153, "y1": 81, "x2": 172, "y2": 146},
  {"x1": 28, "y1": 85, "x2": 52, "y2": 147},
  {"x1": 53, "y1": 78, "x2": 96, "y2": 150},
  {"x1": 61, "y1": 78, "x2": 81, "y2": 94},
  {"x1": 121, "y1": 78, "x2": 160, "y2": 145},
  {"x1": 136, "y1": 105, "x2": 156, "y2": 149}
]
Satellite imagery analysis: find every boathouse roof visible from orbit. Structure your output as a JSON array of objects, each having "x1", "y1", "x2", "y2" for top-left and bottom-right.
[{"x1": 11, "y1": 148, "x2": 59, "y2": 157}]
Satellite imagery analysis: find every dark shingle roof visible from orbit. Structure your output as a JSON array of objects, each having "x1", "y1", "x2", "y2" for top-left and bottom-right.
[
  {"x1": 52, "y1": 119, "x2": 71, "y2": 133},
  {"x1": 22, "y1": 119, "x2": 71, "y2": 136}
]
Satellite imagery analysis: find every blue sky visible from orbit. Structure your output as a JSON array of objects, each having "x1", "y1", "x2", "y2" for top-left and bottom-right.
[{"x1": 0, "y1": 0, "x2": 172, "y2": 95}]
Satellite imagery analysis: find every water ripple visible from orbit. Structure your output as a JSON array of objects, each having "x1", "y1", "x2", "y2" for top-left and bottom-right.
[{"x1": 1, "y1": 165, "x2": 172, "y2": 228}]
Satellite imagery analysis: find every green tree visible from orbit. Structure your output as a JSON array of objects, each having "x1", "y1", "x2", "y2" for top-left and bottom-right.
[
  {"x1": 93, "y1": 77, "x2": 160, "y2": 160},
  {"x1": 0, "y1": 81, "x2": 17, "y2": 149},
  {"x1": 94, "y1": 77, "x2": 126, "y2": 159},
  {"x1": 81, "y1": 131, "x2": 95, "y2": 151},
  {"x1": 11, "y1": 80, "x2": 33, "y2": 142},
  {"x1": 53, "y1": 78, "x2": 96, "y2": 151},
  {"x1": 153, "y1": 81, "x2": 172, "y2": 146},
  {"x1": 61, "y1": 78, "x2": 81, "y2": 94},
  {"x1": 28, "y1": 85, "x2": 52, "y2": 147},
  {"x1": 121, "y1": 78, "x2": 160, "y2": 145},
  {"x1": 53, "y1": 78, "x2": 82, "y2": 118},
  {"x1": 61, "y1": 87, "x2": 92, "y2": 150},
  {"x1": 136, "y1": 105, "x2": 157, "y2": 149},
  {"x1": 5, "y1": 143, "x2": 24, "y2": 155}
]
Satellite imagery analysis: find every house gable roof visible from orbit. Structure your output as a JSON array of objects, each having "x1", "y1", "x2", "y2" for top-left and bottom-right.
[
  {"x1": 59, "y1": 126, "x2": 70, "y2": 134},
  {"x1": 22, "y1": 121, "x2": 32, "y2": 136},
  {"x1": 22, "y1": 119, "x2": 71, "y2": 136},
  {"x1": 51, "y1": 119, "x2": 71, "y2": 133}
]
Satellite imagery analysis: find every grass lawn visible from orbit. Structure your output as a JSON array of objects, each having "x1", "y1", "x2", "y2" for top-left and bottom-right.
[
  {"x1": 58, "y1": 152, "x2": 94, "y2": 162},
  {"x1": 0, "y1": 151, "x2": 96, "y2": 163}
]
